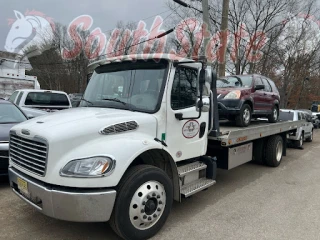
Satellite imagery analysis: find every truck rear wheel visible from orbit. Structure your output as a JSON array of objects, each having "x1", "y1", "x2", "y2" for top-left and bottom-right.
[
  {"x1": 264, "y1": 135, "x2": 283, "y2": 167},
  {"x1": 109, "y1": 165, "x2": 173, "y2": 240}
]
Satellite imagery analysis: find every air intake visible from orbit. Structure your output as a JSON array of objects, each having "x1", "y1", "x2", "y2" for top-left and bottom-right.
[{"x1": 100, "y1": 121, "x2": 138, "y2": 135}]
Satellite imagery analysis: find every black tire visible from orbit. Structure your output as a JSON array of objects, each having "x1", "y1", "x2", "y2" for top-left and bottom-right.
[
  {"x1": 294, "y1": 133, "x2": 304, "y2": 148},
  {"x1": 264, "y1": 135, "x2": 284, "y2": 167},
  {"x1": 252, "y1": 139, "x2": 265, "y2": 164},
  {"x1": 268, "y1": 105, "x2": 279, "y2": 123},
  {"x1": 236, "y1": 104, "x2": 252, "y2": 127},
  {"x1": 109, "y1": 165, "x2": 173, "y2": 240},
  {"x1": 306, "y1": 130, "x2": 313, "y2": 142}
]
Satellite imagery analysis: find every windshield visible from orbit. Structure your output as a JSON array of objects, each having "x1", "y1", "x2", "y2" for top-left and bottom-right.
[
  {"x1": 25, "y1": 92, "x2": 70, "y2": 106},
  {"x1": 0, "y1": 103, "x2": 27, "y2": 123},
  {"x1": 80, "y1": 60, "x2": 168, "y2": 113},
  {"x1": 217, "y1": 76, "x2": 253, "y2": 88}
]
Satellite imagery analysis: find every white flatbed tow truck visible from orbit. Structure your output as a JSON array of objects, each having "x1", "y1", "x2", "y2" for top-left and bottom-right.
[{"x1": 8, "y1": 54, "x2": 302, "y2": 240}]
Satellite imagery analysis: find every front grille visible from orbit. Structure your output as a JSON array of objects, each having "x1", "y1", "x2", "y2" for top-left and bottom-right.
[{"x1": 9, "y1": 134, "x2": 48, "y2": 176}]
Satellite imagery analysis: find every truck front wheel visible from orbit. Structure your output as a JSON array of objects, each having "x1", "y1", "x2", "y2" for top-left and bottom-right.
[{"x1": 110, "y1": 165, "x2": 173, "y2": 240}]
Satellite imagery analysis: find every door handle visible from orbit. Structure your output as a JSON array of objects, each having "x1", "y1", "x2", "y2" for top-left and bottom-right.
[{"x1": 263, "y1": 93, "x2": 267, "y2": 96}]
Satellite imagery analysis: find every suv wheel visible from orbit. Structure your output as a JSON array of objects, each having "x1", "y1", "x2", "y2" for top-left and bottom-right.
[
  {"x1": 236, "y1": 104, "x2": 252, "y2": 127},
  {"x1": 294, "y1": 133, "x2": 304, "y2": 148},
  {"x1": 268, "y1": 106, "x2": 279, "y2": 123},
  {"x1": 306, "y1": 130, "x2": 313, "y2": 142}
]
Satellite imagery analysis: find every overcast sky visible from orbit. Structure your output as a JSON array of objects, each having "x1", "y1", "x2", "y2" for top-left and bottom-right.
[{"x1": 0, "y1": 0, "x2": 170, "y2": 52}]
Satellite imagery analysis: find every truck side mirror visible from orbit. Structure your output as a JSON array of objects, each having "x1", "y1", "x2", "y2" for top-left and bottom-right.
[{"x1": 198, "y1": 68, "x2": 206, "y2": 108}]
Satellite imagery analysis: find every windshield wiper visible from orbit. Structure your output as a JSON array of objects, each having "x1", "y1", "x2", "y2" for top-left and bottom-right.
[
  {"x1": 102, "y1": 98, "x2": 127, "y2": 105},
  {"x1": 80, "y1": 98, "x2": 94, "y2": 106}
]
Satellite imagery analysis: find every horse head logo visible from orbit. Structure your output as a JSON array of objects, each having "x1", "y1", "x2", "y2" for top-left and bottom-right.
[{"x1": 5, "y1": 10, "x2": 55, "y2": 56}]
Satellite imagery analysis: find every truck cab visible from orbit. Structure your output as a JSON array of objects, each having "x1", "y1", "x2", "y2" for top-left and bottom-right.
[{"x1": 8, "y1": 54, "x2": 298, "y2": 240}]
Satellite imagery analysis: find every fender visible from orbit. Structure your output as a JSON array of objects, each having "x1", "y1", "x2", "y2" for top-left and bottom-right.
[
  {"x1": 242, "y1": 96, "x2": 254, "y2": 109},
  {"x1": 272, "y1": 99, "x2": 280, "y2": 108}
]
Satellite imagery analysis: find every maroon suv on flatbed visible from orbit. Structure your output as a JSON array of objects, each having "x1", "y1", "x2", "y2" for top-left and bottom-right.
[{"x1": 217, "y1": 74, "x2": 280, "y2": 127}]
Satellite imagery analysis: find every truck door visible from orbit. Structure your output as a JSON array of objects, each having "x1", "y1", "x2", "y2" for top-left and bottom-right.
[{"x1": 165, "y1": 64, "x2": 209, "y2": 161}]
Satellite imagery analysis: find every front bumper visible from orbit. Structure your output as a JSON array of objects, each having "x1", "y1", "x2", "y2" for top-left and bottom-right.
[
  {"x1": 0, "y1": 142, "x2": 9, "y2": 175},
  {"x1": 9, "y1": 167, "x2": 117, "y2": 222},
  {"x1": 218, "y1": 99, "x2": 243, "y2": 117}
]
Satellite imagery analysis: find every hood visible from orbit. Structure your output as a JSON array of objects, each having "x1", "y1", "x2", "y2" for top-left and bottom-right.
[
  {"x1": 10, "y1": 107, "x2": 158, "y2": 142},
  {"x1": 217, "y1": 87, "x2": 251, "y2": 96},
  {"x1": 0, "y1": 123, "x2": 19, "y2": 142}
]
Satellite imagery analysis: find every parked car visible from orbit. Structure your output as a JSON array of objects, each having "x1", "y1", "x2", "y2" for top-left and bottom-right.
[
  {"x1": 279, "y1": 109, "x2": 313, "y2": 148},
  {"x1": 217, "y1": 74, "x2": 280, "y2": 127},
  {"x1": 8, "y1": 89, "x2": 72, "y2": 117},
  {"x1": 0, "y1": 100, "x2": 28, "y2": 175},
  {"x1": 312, "y1": 112, "x2": 320, "y2": 129},
  {"x1": 298, "y1": 109, "x2": 320, "y2": 129}
]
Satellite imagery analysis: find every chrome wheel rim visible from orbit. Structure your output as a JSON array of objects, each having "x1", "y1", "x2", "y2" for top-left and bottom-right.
[
  {"x1": 273, "y1": 109, "x2": 278, "y2": 120},
  {"x1": 276, "y1": 140, "x2": 283, "y2": 162},
  {"x1": 311, "y1": 131, "x2": 313, "y2": 140},
  {"x1": 129, "y1": 181, "x2": 166, "y2": 230},
  {"x1": 300, "y1": 136, "x2": 303, "y2": 146},
  {"x1": 243, "y1": 108, "x2": 250, "y2": 124}
]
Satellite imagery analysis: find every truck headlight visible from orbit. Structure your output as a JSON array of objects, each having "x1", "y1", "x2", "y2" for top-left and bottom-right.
[
  {"x1": 224, "y1": 90, "x2": 241, "y2": 99},
  {"x1": 60, "y1": 156, "x2": 115, "y2": 177}
]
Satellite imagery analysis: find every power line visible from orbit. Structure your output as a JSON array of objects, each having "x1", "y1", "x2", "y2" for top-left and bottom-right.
[
  {"x1": 103, "y1": 9, "x2": 174, "y2": 34},
  {"x1": 94, "y1": 5, "x2": 180, "y2": 60}
]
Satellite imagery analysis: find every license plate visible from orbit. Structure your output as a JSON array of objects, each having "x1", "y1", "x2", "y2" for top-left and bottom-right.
[{"x1": 17, "y1": 177, "x2": 29, "y2": 195}]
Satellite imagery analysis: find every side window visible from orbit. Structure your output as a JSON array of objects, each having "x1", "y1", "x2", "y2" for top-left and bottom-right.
[
  {"x1": 262, "y1": 78, "x2": 272, "y2": 92},
  {"x1": 298, "y1": 113, "x2": 302, "y2": 120},
  {"x1": 9, "y1": 91, "x2": 19, "y2": 103},
  {"x1": 299, "y1": 113, "x2": 306, "y2": 120},
  {"x1": 171, "y1": 67, "x2": 198, "y2": 110},
  {"x1": 268, "y1": 79, "x2": 279, "y2": 94},
  {"x1": 16, "y1": 91, "x2": 24, "y2": 105},
  {"x1": 254, "y1": 77, "x2": 263, "y2": 86}
]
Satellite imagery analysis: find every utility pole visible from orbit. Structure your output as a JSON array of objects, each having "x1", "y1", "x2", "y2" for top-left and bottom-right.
[
  {"x1": 201, "y1": 0, "x2": 210, "y2": 58},
  {"x1": 201, "y1": 0, "x2": 220, "y2": 137},
  {"x1": 218, "y1": 0, "x2": 229, "y2": 77},
  {"x1": 173, "y1": 0, "x2": 220, "y2": 136}
]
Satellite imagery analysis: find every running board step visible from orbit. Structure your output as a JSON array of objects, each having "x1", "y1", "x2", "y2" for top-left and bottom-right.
[
  {"x1": 178, "y1": 161, "x2": 207, "y2": 177},
  {"x1": 181, "y1": 178, "x2": 216, "y2": 197}
]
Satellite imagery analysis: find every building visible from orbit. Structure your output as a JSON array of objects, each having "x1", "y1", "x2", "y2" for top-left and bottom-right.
[
  {"x1": 0, "y1": 50, "x2": 32, "y2": 76},
  {"x1": 0, "y1": 51, "x2": 39, "y2": 99}
]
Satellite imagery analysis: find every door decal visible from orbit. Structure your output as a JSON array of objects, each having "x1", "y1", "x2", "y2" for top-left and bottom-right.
[{"x1": 182, "y1": 120, "x2": 200, "y2": 139}]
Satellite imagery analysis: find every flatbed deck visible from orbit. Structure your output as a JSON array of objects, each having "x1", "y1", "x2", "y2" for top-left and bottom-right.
[{"x1": 209, "y1": 119, "x2": 303, "y2": 147}]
